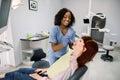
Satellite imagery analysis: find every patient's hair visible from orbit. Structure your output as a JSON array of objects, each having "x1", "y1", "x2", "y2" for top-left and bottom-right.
[
  {"x1": 77, "y1": 36, "x2": 98, "y2": 68},
  {"x1": 81, "y1": 36, "x2": 93, "y2": 42},
  {"x1": 54, "y1": 8, "x2": 75, "y2": 28}
]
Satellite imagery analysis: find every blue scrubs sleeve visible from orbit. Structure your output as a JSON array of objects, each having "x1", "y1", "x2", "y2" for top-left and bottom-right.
[{"x1": 49, "y1": 27, "x2": 58, "y2": 43}]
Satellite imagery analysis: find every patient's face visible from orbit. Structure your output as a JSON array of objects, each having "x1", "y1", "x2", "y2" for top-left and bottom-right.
[{"x1": 72, "y1": 38, "x2": 85, "y2": 54}]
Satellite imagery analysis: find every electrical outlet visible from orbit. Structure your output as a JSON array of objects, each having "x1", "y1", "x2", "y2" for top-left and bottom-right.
[{"x1": 114, "y1": 42, "x2": 117, "y2": 45}]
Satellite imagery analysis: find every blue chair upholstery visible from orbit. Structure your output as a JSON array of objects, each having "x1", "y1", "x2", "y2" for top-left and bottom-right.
[
  {"x1": 32, "y1": 60, "x2": 50, "y2": 68},
  {"x1": 30, "y1": 48, "x2": 50, "y2": 68},
  {"x1": 31, "y1": 48, "x2": 46, "y2": 62}
]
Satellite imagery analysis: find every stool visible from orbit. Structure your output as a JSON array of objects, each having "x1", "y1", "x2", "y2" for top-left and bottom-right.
[{"x1": 101, "y1": 45, "x2": 114, "y2": 62}]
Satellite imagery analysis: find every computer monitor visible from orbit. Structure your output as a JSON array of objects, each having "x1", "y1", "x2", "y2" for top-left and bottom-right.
[{"x1": 0, "y1": 0, "x2": 11, "y2": 34}]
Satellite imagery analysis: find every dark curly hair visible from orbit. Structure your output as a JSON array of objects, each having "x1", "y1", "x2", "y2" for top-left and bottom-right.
[{"x1": 54, "y1": 8, "x2": 75, "y2": 28}]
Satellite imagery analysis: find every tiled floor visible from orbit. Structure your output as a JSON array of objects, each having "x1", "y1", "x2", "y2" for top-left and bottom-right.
[
  {"x1": 0, "y1": 47, "x2": 120, "y2": 80},
  {"x1": 88, "y1": 47, "x2": 120, "y2": 80}
]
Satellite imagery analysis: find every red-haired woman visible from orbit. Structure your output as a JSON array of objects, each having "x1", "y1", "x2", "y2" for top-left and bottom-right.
[{"x1": 0, "y1": 36, "x2": 98, "y2": 80}]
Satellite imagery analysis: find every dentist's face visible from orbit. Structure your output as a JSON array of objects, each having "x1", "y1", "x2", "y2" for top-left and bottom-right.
[{"x1": 61, "y1": 12, "x2": 71, "y2": 27}]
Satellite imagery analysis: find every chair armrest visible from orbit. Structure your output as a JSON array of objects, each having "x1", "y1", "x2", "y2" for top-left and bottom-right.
[
  {"x1": 68, "y1": 65, "x2": 88, "y2": 80},
  {"x1": 32, "y1": 60, "x2": 50, "y2": 68},
  {"x1": 31, "y1": 48, "x2": 46, "y2": 62}
]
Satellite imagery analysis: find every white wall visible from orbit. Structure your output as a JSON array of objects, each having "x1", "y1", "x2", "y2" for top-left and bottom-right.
[
  {"x1": 62, "y1": 0, "x2": 120, "y2": 46},
  {"x1": 10, "y1": 0, "x2": 120, "y2": 66},
  {"x1": 10, "y1": 0, "x2": 62, "y2": 66},
  {"x1": 61, "y1": 0, "x2": 89, "y2": 36}
]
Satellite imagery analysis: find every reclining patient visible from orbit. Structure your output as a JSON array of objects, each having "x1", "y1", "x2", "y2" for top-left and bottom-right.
[{"x1": 0, "y1": 36, "x2": 98, "y2": 80}]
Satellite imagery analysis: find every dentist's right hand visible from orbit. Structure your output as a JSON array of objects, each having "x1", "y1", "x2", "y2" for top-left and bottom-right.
[{"x1": 62, "y1": 34, "x2": 71, "y2": 47}]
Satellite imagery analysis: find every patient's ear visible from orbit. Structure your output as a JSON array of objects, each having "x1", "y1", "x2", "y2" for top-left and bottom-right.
[{"x1": 83, "y1": 47, "x2": 87, "y2": 52}]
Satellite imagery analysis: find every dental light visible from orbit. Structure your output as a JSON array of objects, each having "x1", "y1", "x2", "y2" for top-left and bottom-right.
[{"x1": 11, "y1": 0, "x2": 23, "y2": 9}]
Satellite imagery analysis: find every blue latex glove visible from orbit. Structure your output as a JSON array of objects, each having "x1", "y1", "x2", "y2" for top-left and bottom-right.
[{"x1": 62, "y1": 35, "x2": 70, "y2": 47}]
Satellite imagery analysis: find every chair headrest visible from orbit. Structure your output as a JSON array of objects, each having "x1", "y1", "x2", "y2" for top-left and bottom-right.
[{"x1": 68, "y1": 65, "x2": 88, "y2": 80}]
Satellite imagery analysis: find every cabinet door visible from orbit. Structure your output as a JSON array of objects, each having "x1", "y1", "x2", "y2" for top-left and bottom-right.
[
  {"x1": 0, "y1": 52, "x2": 8, "y2": 66},
  {"x1": 20, "y1": 38, "x2": 49, "y2": 65},
  {"x1": 29, "y1": 39, "x2": 49, "y2": 53}
]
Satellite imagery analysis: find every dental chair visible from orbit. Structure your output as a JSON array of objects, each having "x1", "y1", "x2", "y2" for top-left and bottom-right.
[{"x1": 31, "y1": 48, "x2": 88, "y2": 80}]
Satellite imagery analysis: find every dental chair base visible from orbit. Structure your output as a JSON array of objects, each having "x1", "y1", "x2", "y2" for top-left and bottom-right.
[{"x1": 101, "y1": 53, "x2": 113, "y2": 62}]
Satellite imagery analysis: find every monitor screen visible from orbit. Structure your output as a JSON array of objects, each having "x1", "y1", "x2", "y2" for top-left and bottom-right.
[{"x1": 0, "y1": 0, "x2": 11, "y2": 34}]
